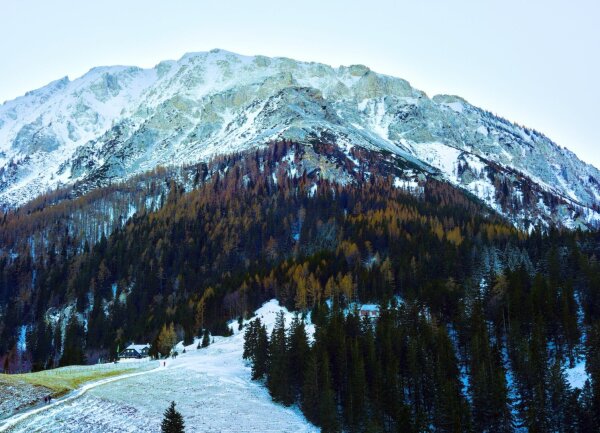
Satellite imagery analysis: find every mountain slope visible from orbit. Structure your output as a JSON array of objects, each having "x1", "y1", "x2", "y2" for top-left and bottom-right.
[
  {"x1": 1, "y1": 49, "x2": 599, "y2": 229},
  {"x1": 1, "y1": 301, "x2": 317, "y2": 433},
  {"x1": 2, "y1": 140, "x2": 600, "y2": 431}
]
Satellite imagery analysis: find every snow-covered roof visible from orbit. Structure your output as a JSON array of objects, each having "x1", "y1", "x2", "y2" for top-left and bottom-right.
[
  {"x1": 125, "y1": 344, "x2": 150, "y2": 352},
  {"x1": 359, "y1": 304, "x2": 380, "y2": 312}
]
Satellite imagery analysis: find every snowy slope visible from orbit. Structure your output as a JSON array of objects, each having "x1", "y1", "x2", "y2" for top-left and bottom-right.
[
  {"x1": 1, "y1": 49, "x2": 599, "y2": 228},
  {"x1": 2, "y1": 300, "x2": 317, "y2": 433}
]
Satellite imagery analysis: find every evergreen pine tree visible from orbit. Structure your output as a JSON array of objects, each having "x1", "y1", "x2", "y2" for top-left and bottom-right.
[
  {"x1": 267, "y1": 311, "x2": 292, "y2": 405},
  {"x1": 522, "y1": 318, "x2": 549, "y2": 433},
  {"x1": 579, "y1": 381, "x2": 598, "y2": 432},
  {"x1": 346, "y1": 339, "x2": 366, "y2": 429},
  {"x1": 59, "y1": 316, "x2": 86, "y2": 366},
  {"x1": 246, "y1": 318, "x2": 269, "y2": 380},
  {"x1": 469, "y1": 301, "x2": 512, "y2": 432},
  {"x1": 243, "y1": 319, "x2": 258, "y2": 359},
  {"x1": 161, "y1": 401, "x2": 185, "y2": 433},
  {"x1": 319, "y1": 353, "x2": 339, "y2": 433},
  {"x1": 546, "y1": 358, "x2": 574, "y2": 433},
  {"x1": 201, "y1": 328, "x2": 210, "y2": 348},
  {"x1": 288, "y1": 315, "x2": 309, "y2": 397},
  {"x1": 360, "y1": 315, "x2": 382, "y2": 422},
  {"x1": 302, "y1": 349, "x2": 320, "y2": 425},
  {"x1": 586, "y1": 322, "x2": 600, "y2": 430},
  {"x1": 29, "y1": 321, "x2": 53, "y2": 371},
  {"x1": 432, "y1": 325, "x2": 471, "y2": 433},
  {"x1": 254, "y1": 322, "x2": 269, "y2": 380}
]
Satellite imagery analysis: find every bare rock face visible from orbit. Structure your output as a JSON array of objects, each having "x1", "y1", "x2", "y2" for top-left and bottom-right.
[{"x1": 1, "y1": 49, "x2": 599, "y2": 229}]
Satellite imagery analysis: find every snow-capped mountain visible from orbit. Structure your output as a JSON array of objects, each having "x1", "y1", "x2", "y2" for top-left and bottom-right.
[{"x1": 1, "y1": 49, "x2": 599, "y2": 229}]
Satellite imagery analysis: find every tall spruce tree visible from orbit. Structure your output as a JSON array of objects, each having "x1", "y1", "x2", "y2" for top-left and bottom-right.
[
  {"x1": 523, "y1": 317, "x2": 549, "y2": 433},
  {"x1": 201, "y1": 328, "x2": 210, "y2": 348},
  {"x1": 319, "y1": 353, "x2": 339, "y2": 433},
  {"x1": 546, "y1": 358, "x2": 575, "y2": 432},
  {"x1": 288, "y1": 315, "x2": 309, "y2": 397},
  {"x1": 243, "y1": 318, "x2": 269, "y2": 380},
  {"x1": 267, "y1": 311, "x2": 292, "y2": 405},
  {"x1": 253, "y1": 321, "x2": 269, "y2": 380},
  {"x1": 28, "y1": 321, "x2": 53, "y2": 371},
  {"x1": 469, "y1": 301, "x2": 512, "y2": 432},
  {"x1": 586, "y1": 322, "x2": 600, "y2": 430},
  {"x1": 432, "y1": 325, "x2": 471, "y2": 433},
  {"x1": 345, "y1": 339, "x2": 366, "y2": 429},
  {"x1": 302, "y1": 349, "x2": 321, "y2": 425},
  {"x1": 59, "y1": 315, "x2": 86, "y2": 367},
  {"x1": 243, "y1": 319, "x2": 258, "y2": 359}
]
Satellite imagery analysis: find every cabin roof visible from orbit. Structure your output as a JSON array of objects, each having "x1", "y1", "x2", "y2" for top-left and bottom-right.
[{"x1": 124, "y1": 343, "x2": 150, "y2": 352}]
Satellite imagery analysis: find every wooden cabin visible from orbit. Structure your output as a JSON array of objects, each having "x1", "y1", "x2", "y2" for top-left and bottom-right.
[{"x1": 118, "y1": 343, "x2": 150, "y2": 359}]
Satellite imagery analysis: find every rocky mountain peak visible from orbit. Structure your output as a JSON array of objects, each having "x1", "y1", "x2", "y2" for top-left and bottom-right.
[{"x1": 0, "y1": 50, "x2": 598, "y2": 230}]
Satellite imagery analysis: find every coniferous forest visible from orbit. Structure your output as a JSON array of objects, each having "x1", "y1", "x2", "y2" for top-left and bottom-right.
[{"x1": 0, "y1": 141, "x2": 599, "y2": 431}]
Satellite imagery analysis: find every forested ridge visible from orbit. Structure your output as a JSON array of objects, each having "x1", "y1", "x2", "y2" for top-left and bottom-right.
[{"x1": 0, "y1": 141, "x2": 599, "y2": 432}]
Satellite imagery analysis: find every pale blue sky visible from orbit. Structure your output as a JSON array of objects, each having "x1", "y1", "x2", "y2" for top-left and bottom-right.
[{"x1": 2, "y1": 0, "x2": 599, "y2": 167}]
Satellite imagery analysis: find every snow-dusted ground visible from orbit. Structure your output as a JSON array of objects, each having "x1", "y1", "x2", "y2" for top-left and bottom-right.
[
  {"x1": 2, "y1": 300, "x2": 318, "y2": 432},
  {"x1": 566, "y1": 359, "x2": 589, "y2": 389},
  {"x1": 0, "y1": 365, "x2": 158, "y2": 432},
  {"x1": 0, "y1": 361, "x2": 155, "y2": 421},
  {"x1": 0, "y1": 381, "x2": 50, "y2": 421}
]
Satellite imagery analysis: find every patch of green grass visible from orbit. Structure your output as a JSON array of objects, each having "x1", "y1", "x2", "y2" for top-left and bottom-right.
[{"x1": 0, "y1": 362, "x2": 156, "y2": 396}]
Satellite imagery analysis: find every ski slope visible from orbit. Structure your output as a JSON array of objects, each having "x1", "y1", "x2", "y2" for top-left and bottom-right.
[{"x1": 2, "y1": 300, "x2": 317, "y2": 432}]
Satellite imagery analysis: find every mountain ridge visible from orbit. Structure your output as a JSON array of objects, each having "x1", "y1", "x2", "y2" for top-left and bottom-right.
[{"x1": 1, "y1": 48, "x2": 599, "y2": 229}]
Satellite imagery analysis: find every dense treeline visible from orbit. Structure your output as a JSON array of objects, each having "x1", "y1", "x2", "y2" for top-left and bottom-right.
[
  {"x1": 0, "y1": 141, "x2": 599, "y2": 432},
  {"x1": 244, "y1": 258, "x2": 600, "y2": 432},
  {"x1": 0, "y1": 140, "x2": 500, "y2": 368}
]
